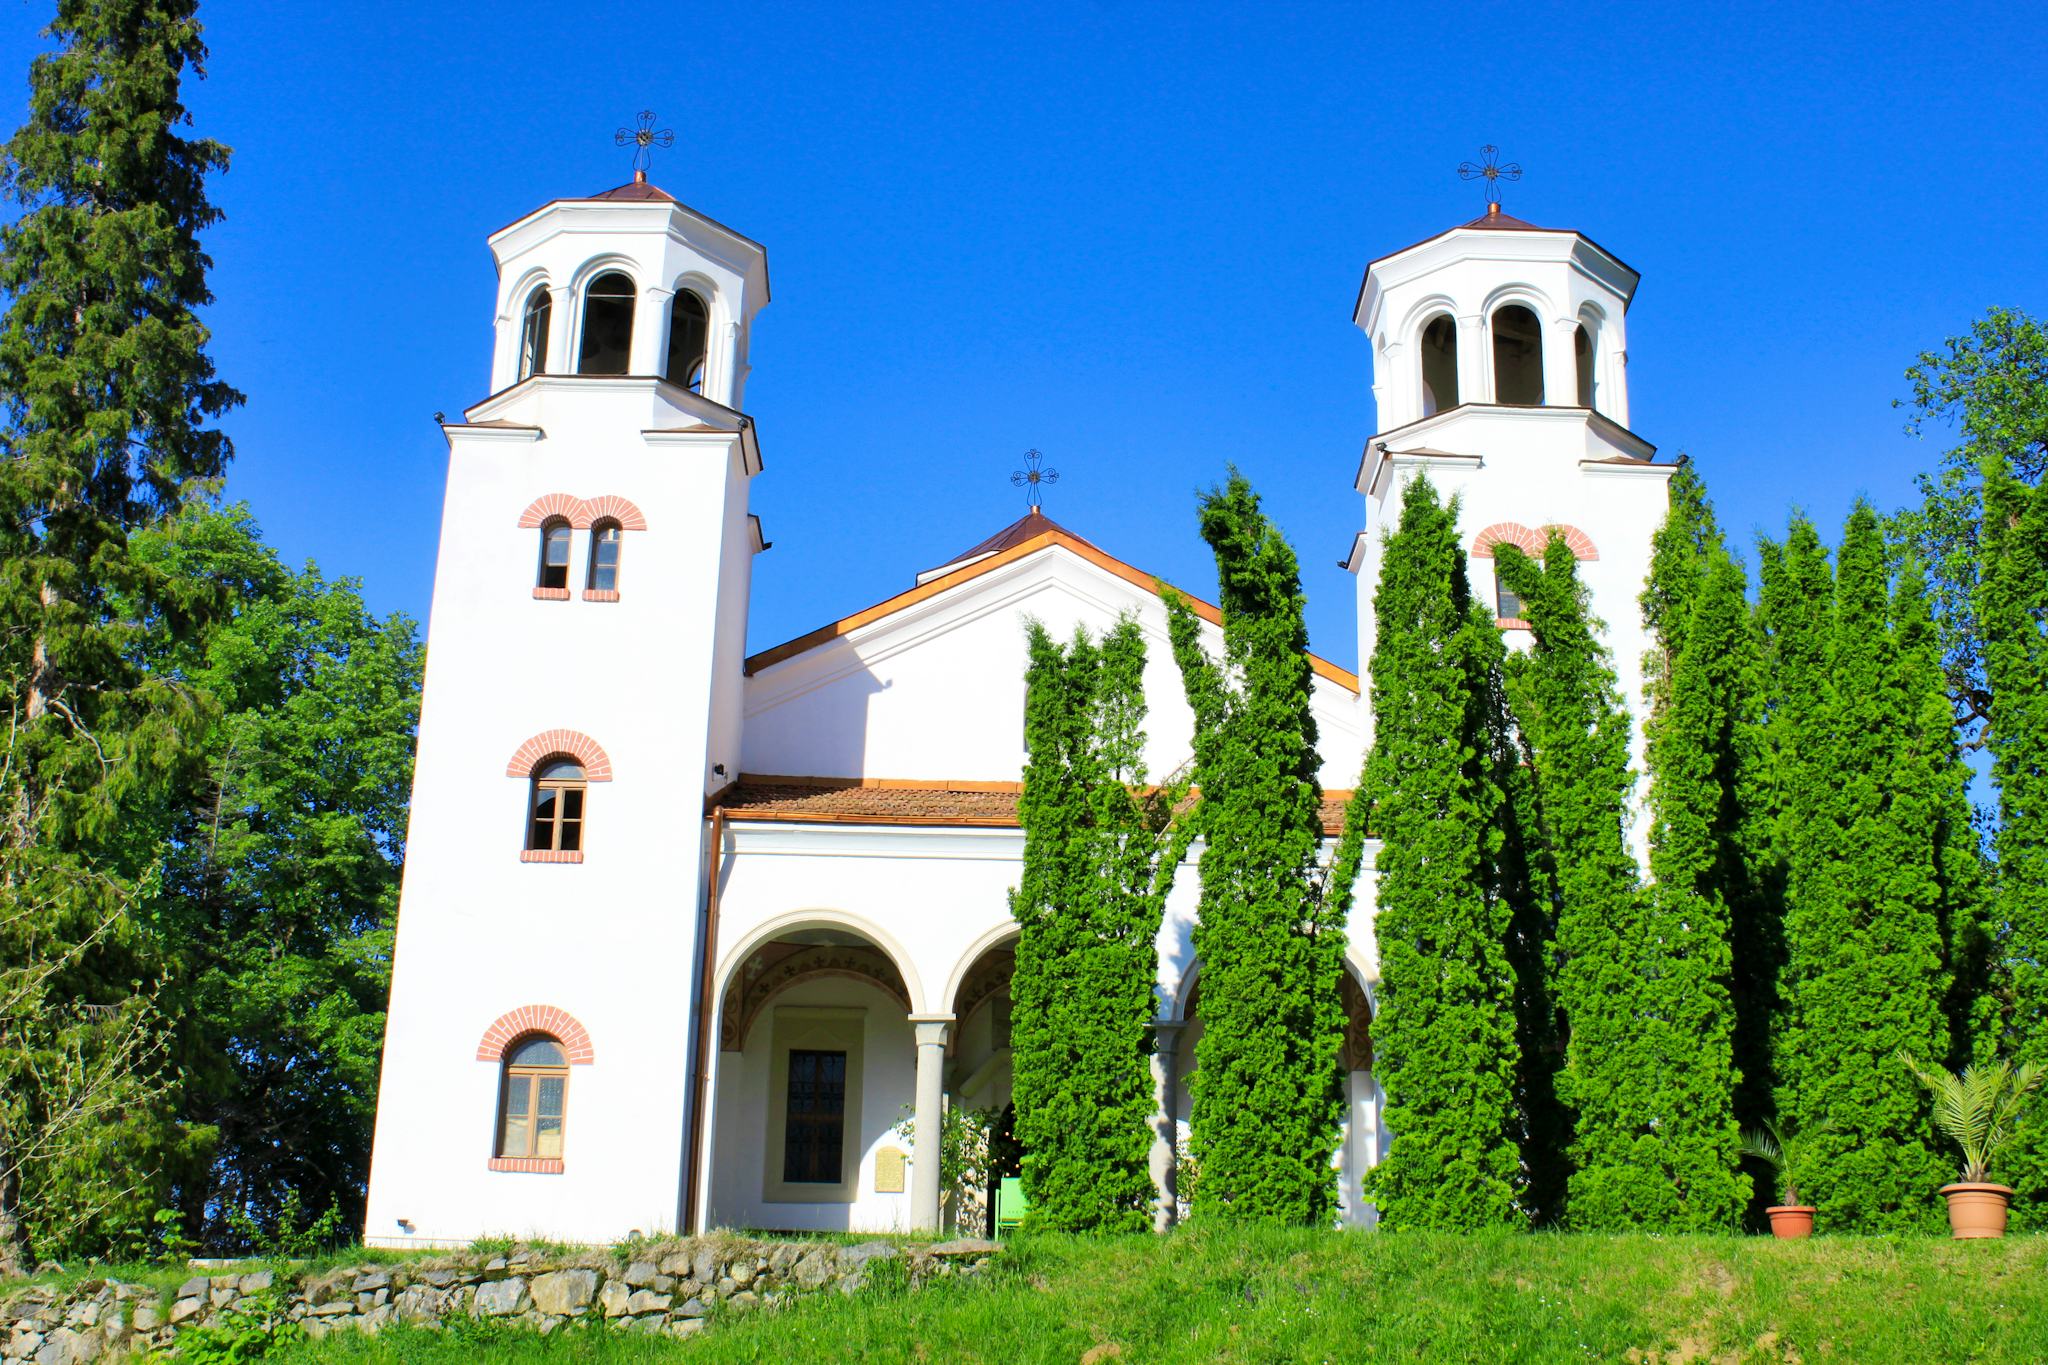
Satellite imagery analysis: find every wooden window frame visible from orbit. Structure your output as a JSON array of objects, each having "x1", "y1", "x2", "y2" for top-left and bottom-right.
[
  {"x1": 495, "y1": 1037, "x2": 569, "y2": 1162},
  {"x1": 1495, "y1": 563, "x2": 1528, "y2": 628},
  {"x1": 526, "y1": 764, "x2": 586, "y2": 855},
  {"x1": 537, "y1": 519, "x2": 573, "y2": 596},
  {"x1": 585, "y1": 519, "x2": 623, "y2": 599}
]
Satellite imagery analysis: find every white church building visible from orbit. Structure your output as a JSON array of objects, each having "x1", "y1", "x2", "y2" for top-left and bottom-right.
[{"x1": 361, "y1": 170, "x2": 1674, "y2": 1247}]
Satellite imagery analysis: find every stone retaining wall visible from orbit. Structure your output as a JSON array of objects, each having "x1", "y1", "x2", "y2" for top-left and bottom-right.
[{"x1": 2, "y1": 1236, "x2": 999, "y2": 1363}]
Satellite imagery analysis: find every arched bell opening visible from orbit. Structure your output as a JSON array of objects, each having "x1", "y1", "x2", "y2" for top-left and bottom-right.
[
  {"x1": 1420, "y1": 313, "x2": 1460, "y2": 416},
  {"x1": 1491, "y1": 303, "x2": 1545, "y2": 405},
  {"x1": 1574, "y1": 322, "x2": 1597, "y2": 410}
]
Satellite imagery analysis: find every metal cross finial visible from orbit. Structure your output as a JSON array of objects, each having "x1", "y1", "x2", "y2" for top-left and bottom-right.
[
  {"x1": 1457, "y1": 144, "x2": 1523, "y2": 206},
  {"x1": 615, "y1": 110, "x2": 676, "y2": 177},
  {"x1": 1009, "y1": 449, "x2": 1060, "y2": 511}
]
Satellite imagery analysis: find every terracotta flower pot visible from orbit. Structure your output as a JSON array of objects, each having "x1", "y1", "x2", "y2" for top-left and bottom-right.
[
  {"x1": 1939, "y1": 1182, "x2": 2013, "y2": 1239},
  {"x1": 1765, "y1": 1205, "x2": 1816, "y2": 1239}
]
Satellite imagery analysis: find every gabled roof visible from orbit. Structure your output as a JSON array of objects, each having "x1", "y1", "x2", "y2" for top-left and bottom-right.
[
  {"x1": 744, "y1": 513, "x2": 1360, "y2": 692},
  {"x1": 712, "y1": 773, "x2": 1356, "y2": 835},
  {"x1": 915, "y1": 507, "x2": 1101, "y2": 584}
]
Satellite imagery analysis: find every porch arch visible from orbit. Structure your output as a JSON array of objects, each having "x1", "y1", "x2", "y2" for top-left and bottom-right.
[{"x1": 714, "y1": 908, "x2": 932, "y2": 1019}]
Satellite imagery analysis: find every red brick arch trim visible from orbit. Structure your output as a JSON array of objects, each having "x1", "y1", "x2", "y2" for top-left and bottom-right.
[
  {"x1": 1539, "y1": 523, "x2": 1600, "y2": 560},
  {"x1": 476, "y1": 1005, "x2": 595, "y2": 1065},
  {"x1": 1470, "y1": 521, "x2": 1599, "y2": 561},
  {"x1": 517, "y1": 494, "x2": 649, "y2": 532},
  {"x1": 580, "y1": 495, "x2": 648, "y2": 531},
  {"x1": 505, "y1": 729, "x2": 613, "y2": 781},
  {"x1": 518, "y1": 493, "x2": 583, "y2": 529},
  {"x1": 1470, "y1": 522, "x2": 1543, "y2": 558}
]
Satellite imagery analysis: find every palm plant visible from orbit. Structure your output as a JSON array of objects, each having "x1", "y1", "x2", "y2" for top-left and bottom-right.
[
  {"x1": 1899, "y1": 1052, "x2": 2048, "y2": 1184},
  {"x1": 1738, "y1": 1119, "x2": 1805, "y2": 1206}
]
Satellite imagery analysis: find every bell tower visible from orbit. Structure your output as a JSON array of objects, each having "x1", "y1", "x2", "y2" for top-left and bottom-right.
[
  {"x1": 1345, "y1": 184, "x2": 1676, "y2": 840},
  {"x1": 364, "y1": 161, "x2": 770, "y2": 1247}
]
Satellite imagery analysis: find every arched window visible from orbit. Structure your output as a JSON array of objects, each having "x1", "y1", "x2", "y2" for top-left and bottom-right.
[
  {"x1": 528, "y1": 759, "x2": 586, "y2": 853},
  {"x1": 666, "y1": 290, "x2": 709, "y2": 394},
  {"x1": 577, "y1": 271, "x2": 636, "y2": 375},
  {"x1": 1491, "y1": 304, "x2": 1544, "y2": 406},
  {"x1": 1420, "y1": 314, "x2": 1459, "y2": 416},
  {"x1": 537, "y1": 519, "x2": 572, "y2": 592},
  {"x1": 517, "y1": 287, "x2": 551, "y2": 380},
  {"x1": 497, "y1": 1035, "x2": 568, "y2": 1160},
  {"x1": 1575, "y1": 324, "x2": 1596, "y2": 410},
  {"x1": 587, "y1": 520, "x2": 622, "y2": 593}
]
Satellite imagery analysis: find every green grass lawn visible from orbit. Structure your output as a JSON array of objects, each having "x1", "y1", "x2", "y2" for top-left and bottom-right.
[{"x1": 264, "y1": 1228, "x2": 2048, "y2": 1364}]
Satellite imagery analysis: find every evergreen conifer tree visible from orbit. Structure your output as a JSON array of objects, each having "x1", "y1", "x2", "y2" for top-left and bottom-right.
[
  {"x1": 1011, "y1": 618, "x2": 1184, "y2": 1231},
  {"x1": 1639, "y1": 465, "x2": 1776, "y2": 1196},
  {"x1": 1770, "y1": 505, "x2": 1956, "y2": 1231},
  {"x1": 1976, "y1": 458, "x2": 2048, "y2": 1216},
  {"x1": 1360, "y1": 475, "x2": 1524, "y2": 1228},
  {"x1": 1634, "y1": 544, "x2": 1754, "y2": 1226},
  {"x1": 1163, "y1": 473, "x2": 1366, "y2": 1224},
  {"x1": 0, "y1": 0, "x2": 238, "y2": 1272},
  {"x1": 1498, "y1": 533, "x2": 1745, "y2": 1227}
]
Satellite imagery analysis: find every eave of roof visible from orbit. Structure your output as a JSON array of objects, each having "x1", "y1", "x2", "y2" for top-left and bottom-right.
[
  {"x1": 713, "y1": 774, "x2": 1357, "y2": 835},
  {"x1": 1353, "y1": 207, "x2": 1640, "y2": 325},
  {"x1": 488, "y1": 177, "x2": 771, "y2": 300},
  {"x1": 744, "y1": 522, "x2": 1361, "y2": 693}
]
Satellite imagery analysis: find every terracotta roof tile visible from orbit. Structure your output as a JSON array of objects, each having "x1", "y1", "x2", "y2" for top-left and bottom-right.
[{"x1": 716, "y1": 776, "x2": 1356, "y2": 836}]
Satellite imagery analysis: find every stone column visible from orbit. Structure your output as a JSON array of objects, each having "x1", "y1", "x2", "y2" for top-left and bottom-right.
[
  {"x1": 909, "y1": 1015, "x2": 954, "y2": 1232},
  {"x1": 1151, "y1": 1020, "x2": 1187, "y2": 1229},
  {"x1": 1546, "y1": 315, "x2": 1580, "y2": 409},
  {"x1": 1456, "y1": 312, "x2": 1489, "y2": 404},
  {"x1": 544, "y1": 286, "x2": 572, "y2": 375},
  {"x1": 633, "y1": 286, "x2": 674, "y2": 378}
]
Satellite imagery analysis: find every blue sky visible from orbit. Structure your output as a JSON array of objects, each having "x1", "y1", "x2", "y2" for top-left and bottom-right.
[{"x1": 4, "y1": 1, "x2": 2044, "y2": 665}]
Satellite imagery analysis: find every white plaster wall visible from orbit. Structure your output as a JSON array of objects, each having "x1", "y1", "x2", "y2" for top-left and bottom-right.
[
  {"x1": 742, "y1": 547, "x2": 1365, "y2": 792},
  {"x1": 363, "y1": 397, "x2": 755, "y2": 1247},
  {"x1": 708, "y1": 976, "x2": 916, "y2": 1233}
]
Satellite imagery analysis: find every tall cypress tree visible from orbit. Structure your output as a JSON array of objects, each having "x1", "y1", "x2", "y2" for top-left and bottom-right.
[
  {"x1": 1640, "y1": 466, "x2": 1777, "y2": 1191},
  {"x1": 1771, "y1": 505, "x2": 1954, "y2": 1231},
  {"x1": 1362, "y1": 475, "x2": 1524, "y2": 1229},
  {"x1": 1492, "y1": 683, "x2": 1568, "y2": 1226},
  {"x1": 1163, "y1": 472, "x2": 1365, "y2": 1225},
  {"x1": 1635, "y1": 544, "x2": 1754, "y2": 1226},
  {"x1": 1498, "y1": 533, "x2": 1744, "y2": 1228},
  {"x1": 1976, "y1": 458, "x2": 2048, "y2": 1217},
  {"x1": 1011, "y1": 618, "x2": 1184, "y2": 1231},
  {"x1": 0, "y1": 0, "x2": 239, "y2": 1271}
]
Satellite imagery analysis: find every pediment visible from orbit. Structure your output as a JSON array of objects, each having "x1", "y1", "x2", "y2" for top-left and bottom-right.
[{"x1": 740, "y1": 531, "x2": 1362, "y2": 789}]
